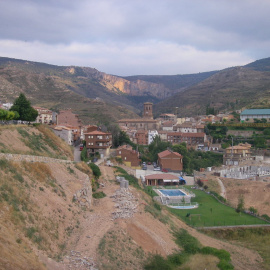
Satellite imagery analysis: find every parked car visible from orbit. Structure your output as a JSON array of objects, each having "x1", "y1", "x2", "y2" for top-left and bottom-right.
[
  {"x1": 142, "y1": 165, "x2": 147, "y2": 170},
  {"x1": 154, "y1": 167, "x2": 160, "y2": 171},
  {"x1": 162, "y1": 168, "x2": 168, "y2": 173},
  {"x1": 79, "y1": 144, "x2": 84, "y2": 151}
]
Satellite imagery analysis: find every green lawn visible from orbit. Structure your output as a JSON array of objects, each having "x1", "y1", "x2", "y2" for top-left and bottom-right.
[{"x1": 167, "y1": 187, "x2": 269, "y2": 227}]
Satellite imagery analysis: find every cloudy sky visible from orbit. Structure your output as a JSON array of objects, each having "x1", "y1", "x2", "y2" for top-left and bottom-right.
[{"x1": 0, "y1": 0, "x2": 269, "y2": 76}]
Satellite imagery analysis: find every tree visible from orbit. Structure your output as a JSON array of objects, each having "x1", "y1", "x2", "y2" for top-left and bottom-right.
[
  {"x1": 236, "y1": 195, "x2": 245, "y2": 214},
  {"x1": 148, "y1": 136, "x2": 172, "y2": 162},
  {"x1": 0, "y1": 109, "x2": 19, "y2": 121},
  {"x1": 249, "y1": 206, "x2": 258, "y2": 215},
  {"x1": 254, "y1": 137, "x2": 266, "y2": 148},
  {"x1": 10, "y1": 93, "x2": 38, "y2": 122}
]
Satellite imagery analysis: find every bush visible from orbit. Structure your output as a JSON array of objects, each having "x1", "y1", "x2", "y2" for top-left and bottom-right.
[
  {"x1": 174, "y1": 229, "x2": 201, "y2": 254},
  {"x1": 167, "y1": 253, "x2": 188, "y2": 266},
  {"x1": 80, "y1": 147, "x2": 88, "y2": 162},
  {"x1": 200, "y1": 247, "x2": 233, "y2": 270},
  {"x1": 89, "y1": 163, "x2": 101, "y2": 179},
  {"x1": 92, "y1": 191, "x2": 106, "y2": 199},
  {"x1": 144, "y1": 254, "x2": 173, "y2": 270}
]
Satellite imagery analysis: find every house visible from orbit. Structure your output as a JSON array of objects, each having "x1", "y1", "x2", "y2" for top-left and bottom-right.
[
  {"x1": 135, "y1": 130, "x2": 148, "y2": 145},
  {"x1": 223, "y1": 143, "x2": 252, "y2": 165},
  {"x1": 85, "y1": 130, "x2": 112, "y2": 157},
  {"x1": 158, "y1": 149, "x2": 183, "y2": 171},
  {"x1": 167, "y1": 132, "x2": 206, "y2": 147},
  {"x1": 159, "y1": 113, "x2": 177, "y2": 122},
  {"x1": 158, "y1": 131, "x2": 169, "y2": 141},
  {"x1": 162, "y1": 121, "x2": 174, "y2": 131},
  {"x1": 209, "y1": 143, "x2": 222, "y2": 152},
  {"x1": 53, "y1": 126, "x2": 74, "y2": 145},
  {"x1": 81, "y1": 125, "x2": 99, "y2": 140},
  {"x1": 240, "y1": 109, "x2": 270, "y2": 122},
  {"x1": 174, "y1": 121, "x2": 197, "y2": 133},
  {"x1": 56, "y1": 109, "x2": 82, "y2": 127},
  {"x1": 33, "y1": 106, "x2": 53, "y2": 124},
  {"x1": 116, "y1": 145, "x2": 140, "y2": 168},
  {"x1": 144, "y1": 173, "x2": 180, "y2": 186}
]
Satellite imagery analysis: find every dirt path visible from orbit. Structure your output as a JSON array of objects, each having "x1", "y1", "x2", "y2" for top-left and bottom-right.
[
  {"x1": 67, "y1": 165, "x2": 117, "y2": 261},
  {"x1": 218, "y1": 178, "x2": 227, "y2": 199},
  {"x1": 56, "y1": 165, "x2": 264, "y2": 270}
]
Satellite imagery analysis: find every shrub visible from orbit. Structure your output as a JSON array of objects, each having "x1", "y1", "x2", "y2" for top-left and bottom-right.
[
  {"x1": 92, "y1": 191, "x2": 106, "y2": 199},
  {"x1": 174, "y1": 229, "x2": 200, "y2": 254},
  {"x1": 200, "y1": 247, "x2": 233, "y2": 270},
  {"x1": 144, "y1": 254, "x2": 173, "y2": 270},
  {"x1": 167, "y1": 253, "x2": 188, "y2": 266},
  {"x1": 89, "y1": 163, "x2": 101, "y2": 179},
  {"x1": 114, "y1": 166, "x2": 140, "y2": 188},
  {"x1": 80, "y1": 147, "x2": 88, "y2": 162}
]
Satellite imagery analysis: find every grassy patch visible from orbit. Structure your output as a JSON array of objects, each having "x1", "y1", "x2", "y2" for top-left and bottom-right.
[
  {"x1": 92, "y1": 191, "x2": 106, "y2": 199},
  {"x1": 144, "y1": 229, "x2": 233, "y2": 270},
  {"x1": 168, "y1": 188, "x2": 268, "y2": 227},
  {"x1": 202, "y1": 228, "x2": 270, "y2": 270},
  {"x1": 114, "y1": 166, "x2": 140, "y2": 188},
  {"x1": 144, "y1": 186, "x2": 159, "y2": 198},
  {"x1": 144, "y1": 199, "x2": 170, "y2": 225}
]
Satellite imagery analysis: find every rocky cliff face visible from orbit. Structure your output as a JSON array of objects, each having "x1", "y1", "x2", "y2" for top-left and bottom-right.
[{"x1": 80, "y1": 67, "x2": 172, "y2": 99}]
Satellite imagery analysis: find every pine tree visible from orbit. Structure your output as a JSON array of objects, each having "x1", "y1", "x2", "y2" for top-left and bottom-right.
[{"x1": 10, "y1": 93, "x2": 38, "y2": 122}]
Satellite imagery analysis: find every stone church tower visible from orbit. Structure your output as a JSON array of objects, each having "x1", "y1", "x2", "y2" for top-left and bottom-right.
[{"x1": 143, "y1": 102, "x2": 153, "y2": 119}]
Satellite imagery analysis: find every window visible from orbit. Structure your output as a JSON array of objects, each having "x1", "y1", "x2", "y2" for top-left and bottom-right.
[{"x1": 119, "y1": 151, "x2": 121, "y2": 154}]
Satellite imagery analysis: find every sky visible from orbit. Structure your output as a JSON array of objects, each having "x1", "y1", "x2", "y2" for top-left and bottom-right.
[{"x1": 0, "y1": 0, "x2": 269, "y2": 76}]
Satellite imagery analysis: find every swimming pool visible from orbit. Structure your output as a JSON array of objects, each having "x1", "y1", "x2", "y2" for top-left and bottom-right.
[
  {"x1": 159, "y1": 189, "x2": 186, "y2": 196},
  {"x1": 168, "y1": 204, "x2": 198, "y2": 209}
]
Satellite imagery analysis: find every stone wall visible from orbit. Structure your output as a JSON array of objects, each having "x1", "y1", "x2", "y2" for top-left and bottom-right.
[
  {"x1": 0, "y1": 153, "x2": 73, "y2": 164},
  {"x1": 226, "y1": 130, "x2": 263, "y2": 137},
  {"x1": 73, "y1": 176, "x2": 92, "y2": 208}
]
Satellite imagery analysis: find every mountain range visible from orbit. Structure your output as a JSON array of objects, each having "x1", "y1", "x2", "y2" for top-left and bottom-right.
[{"x1": 1, "y1": 56, "x2": 270, "y2": 123}]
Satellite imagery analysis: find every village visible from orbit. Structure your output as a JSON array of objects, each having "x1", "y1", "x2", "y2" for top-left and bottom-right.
[{"x1": 3, "y1": 100, "x2": 270, "y2": 188}]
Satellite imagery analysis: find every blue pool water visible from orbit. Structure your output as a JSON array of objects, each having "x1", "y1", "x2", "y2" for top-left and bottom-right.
[
  {"x1": 169, "y1": 205, "x2": 198, "y2": 209},
  {"x1": 159, "y1": 189, "x2": 185, "y2": 196}
]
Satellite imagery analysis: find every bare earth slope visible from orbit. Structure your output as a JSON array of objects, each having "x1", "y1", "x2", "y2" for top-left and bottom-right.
[{"x1": 0, "y1": 126, "x2": 265, "y2": 270}]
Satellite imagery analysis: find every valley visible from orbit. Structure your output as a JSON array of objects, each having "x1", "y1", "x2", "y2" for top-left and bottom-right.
[{"x1": 0, "y1": 125, "x2": 270, "y2": 269}]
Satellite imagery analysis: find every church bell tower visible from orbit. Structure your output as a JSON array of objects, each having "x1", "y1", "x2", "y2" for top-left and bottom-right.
[{"x1": 143, "y1": 102, "x2": 153, "y2": 119}]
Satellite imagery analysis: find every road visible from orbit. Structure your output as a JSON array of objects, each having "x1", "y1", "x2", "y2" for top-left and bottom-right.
[{"x1": 74, "y1": 145, "x2": 81, "y2": 162}]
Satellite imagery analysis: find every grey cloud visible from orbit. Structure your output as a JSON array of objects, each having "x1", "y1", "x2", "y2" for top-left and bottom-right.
[{"x1": 0, "y1": 0, "x2": 269, "y2": 75}]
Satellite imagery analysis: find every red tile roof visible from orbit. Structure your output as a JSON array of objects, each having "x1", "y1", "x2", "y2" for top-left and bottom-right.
[
  {"x1": 158, "y1": 150, "x2": 183, "y2": 158},
  {"x1": 145, "y1": 174, "x2": 178, "y2": 180},
  {"x1": 167, "y1": 132, "x2": 205, "y2": 137},
  {"x1": 84, "y1": 131, "x2": 111, "y2": 135}
]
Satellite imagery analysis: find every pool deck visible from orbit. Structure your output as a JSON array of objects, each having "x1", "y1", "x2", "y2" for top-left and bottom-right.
[{"x1": 155, "y1": 188, "x2": 189, "y2": 198}]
